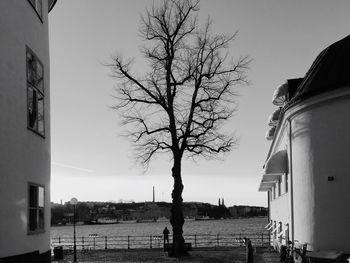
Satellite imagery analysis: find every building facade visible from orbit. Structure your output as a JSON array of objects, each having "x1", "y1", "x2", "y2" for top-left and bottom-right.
[
  {"x1": 0, "y1": 1, "x2": 57, "y2": 262},
  {"x1": 259, "y1": 35, "x2": 350, "y2": 254}
]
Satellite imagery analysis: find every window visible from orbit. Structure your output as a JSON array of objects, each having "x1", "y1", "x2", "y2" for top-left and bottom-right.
[
  {"x1": 277, "y1": 222, "x2": 283, "y2": 242},
  {"x1": 277, "y1": 178, "x2": 281, "y2": 196},
  {"x1": 285, "y1": 173, "x2": 288, "y2": 193},
  {"x1": 285, "y1": 224, "x2": 289, "y2": 244},
  {"x1": 28, "y1": 0, "x2": 42, "y2": 20},
  {"x1": 27, "y1": 47, "x2": 45, "y2": 137},
  {"x1": 28, "y1": 183, "x2": 45, "y2": 233}
]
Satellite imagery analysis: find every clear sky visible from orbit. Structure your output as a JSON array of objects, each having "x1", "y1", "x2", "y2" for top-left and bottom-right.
[{"x1": 49, "y1": 0, "x2": 350, "y2": 207}]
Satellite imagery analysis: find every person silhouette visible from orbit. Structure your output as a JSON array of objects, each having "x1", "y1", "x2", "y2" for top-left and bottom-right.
[
  {"x1": 163, "y1": 226, "x2": 170, "y2": 245},
  {"x1": 245, "y1": 238, "x2": 254, "y2": 263}
]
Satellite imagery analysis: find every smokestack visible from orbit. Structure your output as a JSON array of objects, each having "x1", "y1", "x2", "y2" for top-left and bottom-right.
[{"x1": 153, "y1": 186, "x2": 155, "y2": 203}]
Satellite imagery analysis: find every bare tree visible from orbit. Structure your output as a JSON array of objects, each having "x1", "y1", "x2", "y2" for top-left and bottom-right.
[{"x1": 111, "y1": 0, "x2": 249, "y2": 256}]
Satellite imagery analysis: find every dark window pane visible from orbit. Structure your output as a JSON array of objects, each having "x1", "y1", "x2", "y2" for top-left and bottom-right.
[
  {"x1": 37, "y1": 94, "x2": 44, "y2": 135},
  {"x1": 27, "y1": 52, "x2": 35, "y2": 85},
  {"x1": 28, "y1": 184, "x2": 45, "y2": 232},
  {"x1": 27, "y1": 87, "x2": 38, "y2": 130},
  {"x1": 26, "y1": 47, "x2": 44, "y2": 136},
  {"x1": 38, "y1": 208, "x2": 44, "y2": 229},
  {"x1": 29, "y1": 185, "x2": 38, "y2": 207},
  {"x1": 29, "y1": 208, "x2": 37, "y2": 230},
  {"x1": 36, "y1": 61, "x2": 43, "y2": 93}
]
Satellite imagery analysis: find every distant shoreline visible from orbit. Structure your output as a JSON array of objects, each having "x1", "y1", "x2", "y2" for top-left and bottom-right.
[{"x1": 51, "y1": 216, "x2": 267, "y2": 227}]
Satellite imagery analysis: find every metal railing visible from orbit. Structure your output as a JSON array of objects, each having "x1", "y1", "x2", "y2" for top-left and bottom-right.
[{"x1": 51, "y1": 233, "x2": 269, "y2": 250}]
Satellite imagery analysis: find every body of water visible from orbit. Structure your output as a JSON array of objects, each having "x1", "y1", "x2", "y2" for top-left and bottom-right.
[{"x1": 51, "y1": 217, "x2": 268, "y2": 238}]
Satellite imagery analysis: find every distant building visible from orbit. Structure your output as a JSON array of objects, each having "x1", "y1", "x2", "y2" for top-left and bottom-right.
[
  {"x1": 0, "y1": 1, "x2": 57, "y2": 262},
  {"x1": 183, "y1": 204, "x2": 198, "y2": 218},
  {"x1": 259, "y1": 35, "x2": 350, "y2": 253},
  {"x1": 228, "y1": 205, "x2": 267, "y2": 218},
  {"x1": 159, "y1": 206, "x2": 171, "y2": 218},
  {"x1": 127, "y1": 202, "x2": 162, "y2": 221},
  {"x1": 228, "y1": 206, "x2": 238, "y2": 218},
  {"x1": 142, "y1": 202, "x2": 161, "y2": 220}
]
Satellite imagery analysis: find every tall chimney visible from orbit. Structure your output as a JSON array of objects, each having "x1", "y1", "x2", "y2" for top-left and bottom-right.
[{"x1": 153, "y1": 186, "x2": 155, "y2": 203}]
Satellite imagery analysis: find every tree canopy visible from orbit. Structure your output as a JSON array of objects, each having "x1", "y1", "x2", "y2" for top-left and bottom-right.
[{"x1": 112, "y1": 0, "x2": 249, "y2": 167}]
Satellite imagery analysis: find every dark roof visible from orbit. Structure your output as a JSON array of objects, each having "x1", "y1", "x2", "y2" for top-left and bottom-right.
[
  {"x1": 287, "y1": 78, "x2": 303, "y2": 100},
  {"x1": 289, "y1": 35, "x2": 350, "y2": 105}
]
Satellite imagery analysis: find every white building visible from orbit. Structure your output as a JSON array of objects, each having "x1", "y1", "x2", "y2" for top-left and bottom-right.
[
  {"x1": 259, "y1": 35, "x2": 350, "y2": 255},
  {"x1": 0, "y1": 1, "x2": 57, "y2": 262}
]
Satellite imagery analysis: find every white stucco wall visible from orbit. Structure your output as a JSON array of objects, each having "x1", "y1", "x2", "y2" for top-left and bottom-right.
[
  {"x1": 288, "y1": 89, "x2": 350, "y2": 253},
  {"x1": 290, "y1": 111, "x2": 316, "y2": 249},
  {"x1": 307, "y1": 93, "x2": 350, "y2": 252},
  {"x1": 270, "y1": 194, "x2": 290, "y2": 226},
  {"x1": 268, "y1": 125, "x2": 292, "y2": 246},
  {"x1": 267, "y1": 90, "x2": 350, "y2": 252},
  {"x1": 0, "y1": 0, "x2": 51, "y2": 258}
]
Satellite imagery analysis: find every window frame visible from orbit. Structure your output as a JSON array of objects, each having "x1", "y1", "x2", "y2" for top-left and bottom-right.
[
  {"x1": 28, "y1": 182, "x2": 45, "y2": 234},
  {"x1": 26, "y1": 46, "x2": 45, "y2": 138},
  {"x1": 27, "y1": 0, "x2": 43, "y2": 23},
  {"x1": 277, "y1": 222, "x2": 283, "y2": 242},
  {"x1": 277, "y1": 177, "x2": 282, "y2": 196}
]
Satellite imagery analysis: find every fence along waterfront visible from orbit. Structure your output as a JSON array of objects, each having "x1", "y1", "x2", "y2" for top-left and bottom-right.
[{"x1": 51, "y1": 233, "x2": 269, "y2": 250}]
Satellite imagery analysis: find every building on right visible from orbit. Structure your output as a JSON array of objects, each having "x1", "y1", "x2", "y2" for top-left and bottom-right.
[{"x1": 259, "y1": 35, "x2": 350, "y2": 254}]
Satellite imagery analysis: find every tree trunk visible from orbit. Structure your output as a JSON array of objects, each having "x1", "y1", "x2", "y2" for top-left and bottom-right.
[{"x1": 169, "y1": 155, "x2": 187, "y2": 257}]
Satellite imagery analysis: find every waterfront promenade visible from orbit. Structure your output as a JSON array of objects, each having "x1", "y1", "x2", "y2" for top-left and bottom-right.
[
  {"x1": 51, "y1": 218, "x2": 271, "y2": 261},
  {"x1": 51, "y1": 247, "x2": 279, "y2": 263}
]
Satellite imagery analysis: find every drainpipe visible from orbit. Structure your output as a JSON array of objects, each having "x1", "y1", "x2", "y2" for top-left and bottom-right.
[{"x1": 288, "y1": 119, "x2": 295, "y2": 245}]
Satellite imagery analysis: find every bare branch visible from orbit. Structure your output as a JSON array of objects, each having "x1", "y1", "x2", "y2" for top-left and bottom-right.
[{"x1": 110, "y1": 0, "x2": 249, "y2": 168}]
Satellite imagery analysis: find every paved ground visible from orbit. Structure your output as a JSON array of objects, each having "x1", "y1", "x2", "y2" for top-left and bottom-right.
[
  {"x1": 260, "y1": 248, "x2": 281, "y2": 263},
  {"x1": 51, "y1": 247, "x2": 280, "y2": 263}
]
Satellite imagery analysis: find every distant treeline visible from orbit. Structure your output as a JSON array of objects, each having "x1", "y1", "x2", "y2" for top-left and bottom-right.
[{"x1": 50, "y1": 201, "x2": 267, "y2": 226}]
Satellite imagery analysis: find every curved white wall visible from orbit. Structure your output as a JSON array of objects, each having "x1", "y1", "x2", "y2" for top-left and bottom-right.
[
  {"x1": 0, "y1": 0, "x2": 51, "y2": 258},
  {"x1": 307, "y1": 94, "x2": 350, "y2": 252},
  {"x1": 290, "y1": 111, "x2": 316, "y2": 249},
  {"x1": 289, "y1": 90, "x2": 350, "y2": 253}
]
